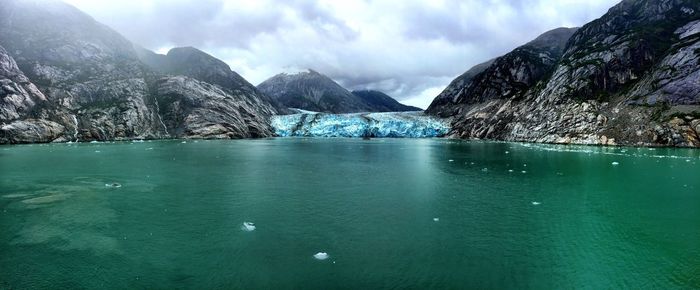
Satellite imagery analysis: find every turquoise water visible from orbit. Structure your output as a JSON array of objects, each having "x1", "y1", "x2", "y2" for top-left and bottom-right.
[{"x1": 0, "y1": 139, "x2": 699, "y2": 289}]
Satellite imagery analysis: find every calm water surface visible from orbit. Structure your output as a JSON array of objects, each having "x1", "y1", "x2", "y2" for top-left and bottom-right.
[{"x1": 0, "y1": 139, "x2": 699, "y2": 289}]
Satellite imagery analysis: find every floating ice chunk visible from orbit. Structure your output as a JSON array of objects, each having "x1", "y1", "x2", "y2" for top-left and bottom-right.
[
  {"x1": 105, "y1": 183, "x2": 122, "y2": 188},
  {"x1": 481, "y1": 168, "x2": 488, "y2": 172},
  {"x1": 433, "y1": 217, "x2": 440, "y2": 222},
  {"x1": 181, "y1": 141, "x2": 187, "y2": 144},
  {"x1": 241, "y1": 222, "x2": 256, "y2": 232},
  {"x1": 313, "y1": 252, "x2": 329, "y2": 260},
  {"x1": 90, "y1": 140, "x2": 98, "y2": 143},
  {"x1": 505, "y1": 151, "x2": 510, "y2": 154},
  {"x1": 448, "y1": 159, "x2": 454, "y2": 162},
  {"x1": 532, "y1": 202, "x2": 541, "y2": 205},
  {"x1": 95, "y1": 150, "x2": 101, "y2": 153},
  {"x1": 521, "y1": 171, "x2": 527, "y2": 174},
  {"x1": 508, "y1": 169, "x2": 514, "y2": 173},
  {"x1": 611, "y1": 162, "x2": 620, "y2": 165}
]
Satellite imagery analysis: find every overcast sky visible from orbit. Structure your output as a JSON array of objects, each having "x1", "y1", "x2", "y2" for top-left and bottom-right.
[{"x1": 64, "y1": 0, "x2": 620, "y2": 109}]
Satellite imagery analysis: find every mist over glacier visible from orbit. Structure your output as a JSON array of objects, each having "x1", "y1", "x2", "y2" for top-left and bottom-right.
[{"x1": 271, "y1": 111, "x2": 450, "y2": 138}]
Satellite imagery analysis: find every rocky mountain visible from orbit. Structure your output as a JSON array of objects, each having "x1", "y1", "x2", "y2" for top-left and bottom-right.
[
  {"x1": 135, "y1": 46, "x2": 290, "y2": 114},
  {"x1": 425, "y1": 59, "x2": 495, "y2": 117},
  {"x1": 428, "y1": 0, "x2": 700, "y2": 147},
  {"x1": 0, "y1": 0, "x2": 279, "y2": 143},
  {"x1": 351, "y1": 90, "x2": 421, "y2": 112},
  {"x1": 258, "y1": 70, "x2": 415, "y2": 113}
]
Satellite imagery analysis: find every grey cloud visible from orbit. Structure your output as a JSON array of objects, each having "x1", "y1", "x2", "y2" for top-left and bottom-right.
[
  {"x1": 289, "y1": 0, "x2": 359, "y2": 41},
  {"x1": 67, "y1": 0, "x2": 620, "y2": 109},
  {"x1": 91, "y1": 0, "x2": 284, "y2": 49}
]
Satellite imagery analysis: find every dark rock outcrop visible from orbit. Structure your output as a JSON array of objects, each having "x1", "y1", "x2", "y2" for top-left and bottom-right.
[
  {"x1": 0, "y1": 0, "x2": 278, "y2": 144},
  {"x1": 428, "y1": 0, "x2": 700, "y2": 147},
  {"x1": 350, "y1": 90, "x2": 421, "y2": 112},
  {"x1": 258, "y1": 70, "x2": 417, "y2": 113}
]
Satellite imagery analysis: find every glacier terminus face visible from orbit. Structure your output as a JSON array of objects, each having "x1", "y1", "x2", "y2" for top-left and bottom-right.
[{"x1": 271, "y1": 111, "x2": 450, "y2": 138}]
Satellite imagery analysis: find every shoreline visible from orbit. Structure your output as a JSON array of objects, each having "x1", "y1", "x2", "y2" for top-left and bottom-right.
[{"x1": 1, "y1": 135, "x2": 699, "y2": 150}]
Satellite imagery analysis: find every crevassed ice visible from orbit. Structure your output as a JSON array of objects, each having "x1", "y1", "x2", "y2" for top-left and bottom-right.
[{"x1": 271, "y1": 111, "x2": 450, "y2": 138}]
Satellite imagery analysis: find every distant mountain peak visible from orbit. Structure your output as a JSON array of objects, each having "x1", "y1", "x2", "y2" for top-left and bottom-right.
[
  {"x1": 350, "y1": 90, "x2": 421, "y2": 112},
  {"x1": 258, "y1": 71, "x2": 419, "y2": 113}
]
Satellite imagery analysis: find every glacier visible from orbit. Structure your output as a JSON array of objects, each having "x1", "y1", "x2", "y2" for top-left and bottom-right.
[{"x1": 271, "y1": 111, "x2": 450, "y2": 138}]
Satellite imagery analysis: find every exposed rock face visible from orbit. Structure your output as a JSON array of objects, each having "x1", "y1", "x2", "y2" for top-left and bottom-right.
[
  {"x1": 0, "y1": 0, "x2": 277, "y2": 144},
  {"x1": 0, "y1": 45, "x2": 46, "y2": 122},
  {"x1": 0, "y1": 119, "x2": 65, "y2": 144},
  {"x1": 350, "y1": 90, "x2": 421, "y2": 112},
  {"x1": 427, "y1": 27, "x2": 578, "y2": 118},
  {"x1": 258, "y1": 70, "x2": 416, "y2": 113},
  {"x1": 136, "y1": 46, "x2": 289, "y2": 114},
  {"x1": 425, "y1": 59, "x2": 495, "y2": 117},
  {"x1": 428, "y1": 0, "x2": 700, "y2": 147},
  {"x1": 155, "y1": 76, "x2": 275, "y2": 139}
]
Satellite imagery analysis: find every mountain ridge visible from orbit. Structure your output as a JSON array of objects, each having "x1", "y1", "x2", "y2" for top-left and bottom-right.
[
  {"x1": 0, "y1": 0, "x2": 280, "y2": 143},
  {"x1": 258, "y1": 69, "x2": 416, "y2": 113},
  {"x1": 427, "y1": 0, "x2": 700, "y2": 147}
]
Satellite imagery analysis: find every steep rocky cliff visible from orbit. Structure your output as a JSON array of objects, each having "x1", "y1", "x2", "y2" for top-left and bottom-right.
[
  {"x1": 428, "y1": 0, "x2": 700, "y2": 147},
  {"x1": 425, "y1": 59, "x2": 495, "y2": 118},
  {"x1": 0, "y1": 45, "x2": 65, "y2": 143},
  {"x1": 0, "y1": 0, "x2": 278, "y2": 143},
  {"x1": 258, "y1": 70, "x2": 416, "y2": 113}
]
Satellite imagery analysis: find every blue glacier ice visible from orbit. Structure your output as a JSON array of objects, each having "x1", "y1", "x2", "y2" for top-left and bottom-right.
[{"x1": 271, "y1": 111, "x2": 450, "y2": 138}]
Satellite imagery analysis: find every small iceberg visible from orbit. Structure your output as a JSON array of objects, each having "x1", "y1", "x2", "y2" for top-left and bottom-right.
[
  {"x1": 105, "y1": 183, "x2": 122, "y2": 188},
  {"x1": 241, "y1": 222, "x2": 256, "y2": 232},
  {"x1": 532, "y1": 202, "x2": 541, "y2": 205},
  {"x1": 313, "y1": 252, "x2": 329, "y2": 260},
  {"x1": 611, "y1": 162, "x2": 620, "y2": 165},
  {"x1": 433, "y1": 217, "x2": 440, "y2": 222},
  {"x1": 448, "y1": 159, "x2": 454, "y2": 162},
  {"x1": 181, "y1": 141, "x2": 187, "y2": 144}
]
